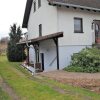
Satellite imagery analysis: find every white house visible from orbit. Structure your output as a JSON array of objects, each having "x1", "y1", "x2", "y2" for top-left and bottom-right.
[{"x1": 19, "y1": 0, "x2": 100, "y2": 72}]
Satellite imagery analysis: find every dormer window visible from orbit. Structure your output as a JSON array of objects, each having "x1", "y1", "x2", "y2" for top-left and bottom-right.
[
  {"x1": 38, "y1": 0, "x2": 41, "y2": 8},
  {"x1": 33, "y1": 1, "x2": 36, "y2": 12}
]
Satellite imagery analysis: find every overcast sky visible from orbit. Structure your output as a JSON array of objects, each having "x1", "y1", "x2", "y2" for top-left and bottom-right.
[{"x1": 0, "y1": 0, "x2": 27, "y2": 39}]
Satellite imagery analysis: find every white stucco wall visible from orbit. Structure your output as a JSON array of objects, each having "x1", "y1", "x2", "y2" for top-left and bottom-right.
[
  {"x1": 59, "y1": 45, "x2": 91, "y2": 69},
  {"x1": 57, "y1": 7, "x2": 100, "y2": 69},
  {"x1": 27, "y1": 0, "x2": 58, "y2": 39},
  {"x1": 39, "y1": 42, "x2": 92, "y2": 71},
  {"x1": 57, "y1": 7, "x2": 100, "y2": 46},
  {"x1": 27, "y1": 3, "x2": 100, "y2": 71},
  {"x1": 39, "y1": 40, "x2": 57, "y2": 71},
  {"x1": 29, "y1": 45, "x2": 35, "y2": 64}
]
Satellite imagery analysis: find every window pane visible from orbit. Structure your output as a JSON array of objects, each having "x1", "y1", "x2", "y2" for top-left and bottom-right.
[
  {"x1": 39, "y1": 24, "x2": 42, "y2": 36},
  {"x1": 34, "y1": 2, "x2": 36, "y2": 12},
  {"x1": 38, "y1": 0, "x2": 41, "y2": 8},
  {"x1": 74, "y1": 18, "x2": 83, "y2": 33},
  {"x1": 74, "y1": 19, "x2": 81, "y2": 31}
]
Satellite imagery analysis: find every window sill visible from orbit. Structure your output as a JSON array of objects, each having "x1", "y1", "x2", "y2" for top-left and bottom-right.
[
  {"x1": 38, "y1": 6, "x2": 41, "y2": 9},
  {"x1": 33, "y1": 11, "x2": 36, "y2": 13},
  {"x1": 74, "y1": 31, "x2": 84, "y2": 33}
]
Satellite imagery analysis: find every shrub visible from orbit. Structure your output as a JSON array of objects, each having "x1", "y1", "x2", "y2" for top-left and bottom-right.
[
  {"x1": 7, "y1": 24, "x2": 26, "y2": 62},
  {"x1": 64, "y1": 48, "x2": 100, "y2": 73},
  {"x1": 7, "y1": 41, "x2": 26, "y2": 62},
  {"x1": 64, "y1": 66, "x2": 83, "y2": 72}
]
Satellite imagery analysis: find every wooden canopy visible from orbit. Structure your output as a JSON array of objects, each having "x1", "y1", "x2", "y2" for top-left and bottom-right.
[{"x1": 17, "y1": 32, "x2": 63, "y2": 45}]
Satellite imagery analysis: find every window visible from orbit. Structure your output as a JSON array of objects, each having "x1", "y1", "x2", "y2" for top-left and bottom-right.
[
  {"x1": 74, "y1": 17, "x2": 83, "y2": 33},
  {"x1": 38, "y1": 0, "x2": 41, "y2": 8},
  {"x1": 39, "y1": 24, "x2": 42, "y2": 36},
  {"x1": 33, "y1": 1, "x2": 36, "y2": 12}
]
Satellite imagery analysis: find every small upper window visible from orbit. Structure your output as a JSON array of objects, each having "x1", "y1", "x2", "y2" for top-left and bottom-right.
[
  {"x1": 38, "y1": 0, "x2": 41, "y2": 8},
  {"x1": 33, "y1": 1, "x2": 36, "y2": 12},
  {"x1": 39, "y1": 24, "x2": 42, "y2": 36},
  {"x1": 74, "y1": 17, "x2": 83, "y2": 33}
]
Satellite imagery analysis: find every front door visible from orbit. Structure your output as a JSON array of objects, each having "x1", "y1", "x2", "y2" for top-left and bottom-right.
[
  {"x1": 93, "y1": 20, "x2": 100, "y2": 43},
  {"x1": 40, "y1": 53, "x2": 44, "y2": 71}
]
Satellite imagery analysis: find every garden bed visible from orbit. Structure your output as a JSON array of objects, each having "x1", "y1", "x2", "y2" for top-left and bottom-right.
[{"x1": 39, "y1": 71, "x2": 100, "y2": 93}]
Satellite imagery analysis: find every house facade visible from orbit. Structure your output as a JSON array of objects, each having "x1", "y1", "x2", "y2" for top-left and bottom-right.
[{"x1": 20, "y1": 0, "x2": 100, "y2": 72}]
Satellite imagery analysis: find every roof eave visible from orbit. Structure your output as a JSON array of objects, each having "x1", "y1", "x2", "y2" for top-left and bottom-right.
[
  {"x1": 22, "y1": 0, "x2": 33, "y2": 28},
  {"x1": 22, "y1": 24, "x2": 27, "y2": 28},
  {"x1": 49, "y1": 1, "x2": 100, "y2": 11}
]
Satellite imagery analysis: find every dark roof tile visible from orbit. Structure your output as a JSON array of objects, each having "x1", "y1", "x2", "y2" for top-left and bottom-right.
[{"x1": 48, "y1": 0, "x2": 100, "y2": 9}]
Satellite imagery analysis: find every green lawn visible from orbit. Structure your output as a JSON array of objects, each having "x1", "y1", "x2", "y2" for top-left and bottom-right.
[
  {"x1": 0, "y1": 87, "x2": 10, "y2": 100},
  {"x1": 0, "y1": 56, "x2": 100, "y2": 100}
]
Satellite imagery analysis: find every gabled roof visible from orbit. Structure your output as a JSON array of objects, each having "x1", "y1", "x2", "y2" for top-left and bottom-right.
[
  {"x1": 22, "y1": 0, "x2": 100, "y2": 28},
  {"x1": 22, "y1": 0, "x2": 33, "y2": 28}
]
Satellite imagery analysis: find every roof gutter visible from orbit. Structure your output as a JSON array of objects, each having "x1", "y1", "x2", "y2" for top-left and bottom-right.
[{"x1": 50, "y1": 1, "x2": 100, "y2": 11}]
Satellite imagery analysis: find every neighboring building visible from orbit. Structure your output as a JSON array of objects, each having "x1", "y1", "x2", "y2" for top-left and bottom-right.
[{"x1": 19, "y1": 0, "x2": 100, "y2": 72}]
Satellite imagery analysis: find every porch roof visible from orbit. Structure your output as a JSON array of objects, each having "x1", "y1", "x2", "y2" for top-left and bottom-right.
[{"x1": 17, "y1": 32, "x2": 63, "y2": 45}]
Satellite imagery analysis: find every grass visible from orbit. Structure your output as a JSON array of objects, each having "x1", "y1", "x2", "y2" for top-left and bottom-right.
[
  {"x1": 64, "y1": 66, "x2": 83, "y2": 72},
  {"x1": 0, "y1": 87, "x2": 10, "y2": 100},
  {"x1": 64, "y1": 66, "x2": 100, "y2": 73},
  {"x1": 0, "y1": 56, "x2": 100, "y2": 100}
]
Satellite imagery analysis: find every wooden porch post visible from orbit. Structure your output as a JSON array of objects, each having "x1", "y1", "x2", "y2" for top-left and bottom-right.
[
  {"x1": 33, "y1": 43, "x2": 39, "y2": 63},
  {"x1": 53, "y1": 38, "x2": 59, "y2": 70},
  {"x1": 27, "y1": 47, "x2": 29, "y2": 66}
]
